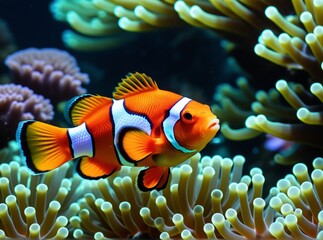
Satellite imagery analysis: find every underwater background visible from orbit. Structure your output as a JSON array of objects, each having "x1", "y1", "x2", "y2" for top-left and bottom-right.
[{"x1": 0, "y1": 0, "x2": 323, "y2": 239}]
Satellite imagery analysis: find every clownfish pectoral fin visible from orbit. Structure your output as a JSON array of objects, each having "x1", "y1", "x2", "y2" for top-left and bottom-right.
[
  {"x1": 137, "y1": 167, "x2": 170, "y2": 191},
  {"x1": 16, "y1": 120, "x2": 73, "y2": 173},
  {"x1": 64, "y1": 94, "x2": 112, "y2": 126},
  {"x1": 113, "y1": 72, "x2": 159, "y2": 100},
  {"x1": 120, "y1": 129, "x2": 162, "y2": 162},
  {"x1": 76, "y1": 157, "x2": 120, "y2": 179}
]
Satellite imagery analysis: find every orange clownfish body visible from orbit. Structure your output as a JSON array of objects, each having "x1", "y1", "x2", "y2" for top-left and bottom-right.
[{"x1": 16, "y1": 73, "x2": 220, "y2": 191}]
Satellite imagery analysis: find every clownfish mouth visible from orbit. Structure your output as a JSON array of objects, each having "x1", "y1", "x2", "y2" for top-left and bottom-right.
[{"x1": 208, "y1": 118, "x2": 220, "y2": 130}]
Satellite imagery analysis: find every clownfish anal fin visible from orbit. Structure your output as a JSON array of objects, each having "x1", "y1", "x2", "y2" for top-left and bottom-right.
[
  {"x1": 120, "y1": 129, "x2": 158, "y2": 162},
  {"x1": 65, "y1": 94, "x2": 112, "y2": 126},
  {"x1": 137, "y1": 167, "x2": 170, "y2": 191},
  {"x1": 113, "y1": 72, "x2": 159, "y2": 100},
  {"x1": 76, "y1": 156, "x2": 120, "y2": 179}
]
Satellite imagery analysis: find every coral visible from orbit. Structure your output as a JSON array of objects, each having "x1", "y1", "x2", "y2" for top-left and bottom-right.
[
  {"x1": 69, "y1": 153, "x2": 277, "y2": 239},
  {"x1": 0, "y1": 160, "x2": 85, "y2": 239},
  {"x1": 5, "y1": 48, "x2": 89, "y2": 104},
  {"x1": 0, "y1": 84, "x2": 54, "y2": 148},
  {"x1": 268, "y1": 157, "x2": 323, "y2": 238}
]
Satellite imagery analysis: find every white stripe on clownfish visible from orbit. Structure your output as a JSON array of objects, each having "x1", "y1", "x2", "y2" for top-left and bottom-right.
[
  {"x1": 111, "y1": 98, "x2": 151, "y2": 166},
  {"x1": 163, "y1": 97, "x2": 196, "y2": 153},
  {"x1": 67, "y1": 122, "x2": 94, "y2": 158}
]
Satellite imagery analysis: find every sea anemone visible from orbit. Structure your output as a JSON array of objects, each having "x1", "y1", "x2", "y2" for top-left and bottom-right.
[
  {"x1": 269, "y1": 157, "x2": 323, "y2": 238},
  {"x1": 69, "y1": 153, "x2": 275, "y2": 239},
  {"x1": 255, "y1": 1, "x2": 323, "y2": 82},
  {"x1": 213, "y1": 78, "x2": 323, "y2": 164},
  {"x1": 0, "y1": 161, "x2": 85, "y2": 239},
  {"x1": 48, "y1": 0, "x2": 293, "y2": 57}
]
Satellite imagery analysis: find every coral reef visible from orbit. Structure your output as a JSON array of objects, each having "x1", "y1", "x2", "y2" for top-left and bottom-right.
[
  {"x1": 0, "y1": 161, "x2": 84, "y2": 239},
  {"x1": 5, "y1": 48, "x2": 90, "y2": 104},
  {"x1": 0, "y1": 84, "x2": 54, "y2": 148}
]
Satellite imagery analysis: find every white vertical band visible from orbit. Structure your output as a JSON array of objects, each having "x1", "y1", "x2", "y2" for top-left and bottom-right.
[
  {"x1": 163, "y1": 97, "x2": 195, "y2": 153},
  {"x1": 68, "y1": 123, "x2": 93, "y2": 158},
  {"x1": 111, "y1": 99, "x2": 151, "y2": 165}
]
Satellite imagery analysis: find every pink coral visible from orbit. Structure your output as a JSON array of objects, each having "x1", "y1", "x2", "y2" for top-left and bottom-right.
[
  {"x1": 0, "y1": 84, "x2": 53, "y2": 147},
  {"x1": 5, "y1": 48, "x2": 89, "y2": 104}
]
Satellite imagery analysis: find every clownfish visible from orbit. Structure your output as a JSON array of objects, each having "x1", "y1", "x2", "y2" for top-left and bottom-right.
[{"x1": 16, "y1": 73, "x2": 220, "y2": 191}]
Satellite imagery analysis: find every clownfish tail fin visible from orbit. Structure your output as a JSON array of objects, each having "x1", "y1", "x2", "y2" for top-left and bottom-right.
[{"x1": 16, "y1": 120, "x2": 73, "y2": 173}]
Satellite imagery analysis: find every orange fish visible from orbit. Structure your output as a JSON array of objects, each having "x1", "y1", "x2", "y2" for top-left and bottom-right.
[{"x1": 16, "y1": 73, "x2": 220, "y2": 191}]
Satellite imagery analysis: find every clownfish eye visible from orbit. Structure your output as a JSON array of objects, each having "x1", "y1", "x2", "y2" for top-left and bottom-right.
[{"x1": 183, "y1": 112, "x2": 193, "y2": 121}]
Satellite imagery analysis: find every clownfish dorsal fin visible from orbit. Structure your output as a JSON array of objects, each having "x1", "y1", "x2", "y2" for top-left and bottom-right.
[
  {"x1": 64, "y1": 94, "x2": 112, "y2": 126},
  {"x1": 113, "y1": 72, "x2": 159, "y2": 100}
]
